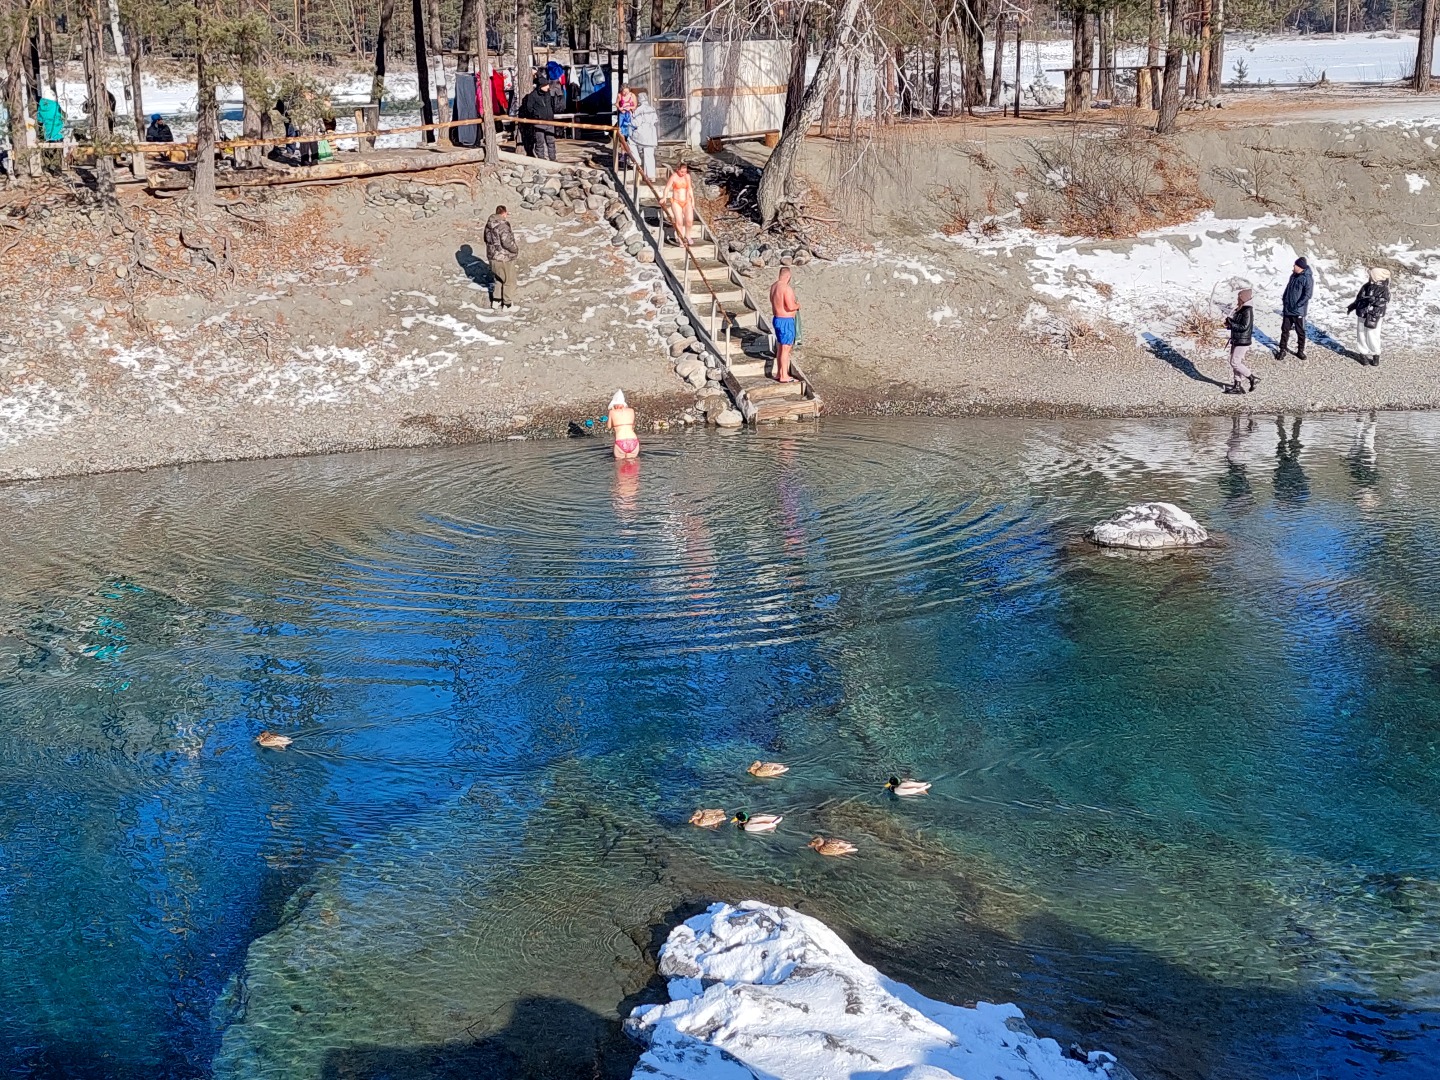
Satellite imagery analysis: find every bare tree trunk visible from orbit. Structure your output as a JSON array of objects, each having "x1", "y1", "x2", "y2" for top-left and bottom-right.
[
  {"x1": 2, "y1": 0, "x2": 31, "y2": 180},
  {"x1": 1196, "y1": 0, "x2": 1212, "y2": 98},
  {"x1": 961, "y1": 0, "x2": 984, "y2": 108},
  {"x1": 193, "y1": 8, "x2": 217, "y2": 211},
  {"x1": 105, "y1": 0, "x2": 124, "y2": 54},
  {"x1": 83, "y1": 9, "x2": 115, "y2": 199},
  {"x1": 847, "y1": 55, "x2": 859, "y2": 141},
  {"x1": 458, "y1": 0, "x2": 477, "y2": 68},
  {"x1": 517, "y1": 0, "x2": 533, "y2": 91},
  {"x1": 1416, "y1": 0, "x2": 1436, "y2": 91},
  {"x1": 758, "y1": 0, "x2": 864, "y2": 226},
  {"x1": 1067, "y1": 12, "x2": 1090, "y2": 112},
  {"x1": 649, "y1": 0, "x2": 661, "y2": 35},
  {"x1": 821, "y1": 63, "x2": 840, "y2": 134},
  {"x1": 1157, "y1": 0, "x2": 1185, "y2": 132},
  {"x1": 126, "y1": 23, "x2": 145, "y2": 136},
  {"x1": 373, "y1": 0, "x2": 396, "y2": 103},
  {"x1": 428, "y1": 0, "x2": 450, "y2": 126},
  {"x1": 931, "y1": 14, "x2": 943, "y2": 114},
  {"x1": 784, "y1": 6, "x2": 809, "y2": 128},
  {"x1": 896, "y1": 44, "x2": 913, "y2": 115},
  {"x1": 1098, "y1": 10, "x2": 1114, "y2": 101},
  {"x1": 412, "y1": 0, "x2": 436, "y2": 139},
  {"x1": 989, "y1": 9, "x2": 1005, "y2": 107},
  {"x1": 1141, "y1": 0, "x2": 1161, "y2": 108},
  {"x1": 476, "y1": 0, "x2": 498, "y2": 161},
  {"x1": 1208, "y1": 0, "x2": 1225, "y2": 95}
]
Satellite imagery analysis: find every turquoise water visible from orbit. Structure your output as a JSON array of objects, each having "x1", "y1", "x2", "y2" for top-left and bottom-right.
[{"x1": 1, "y1": 415, "x2": 1438, "y2": 1079}]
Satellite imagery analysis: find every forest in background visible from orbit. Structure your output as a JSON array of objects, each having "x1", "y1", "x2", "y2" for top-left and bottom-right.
[{"x1": 3, "y1": 0, "x2": 1440, "y2": 219}]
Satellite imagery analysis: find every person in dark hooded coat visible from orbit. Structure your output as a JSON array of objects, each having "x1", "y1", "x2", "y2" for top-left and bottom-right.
[{"x1": 1277, "y1": 256, "x2": 1313, "y2": 361}]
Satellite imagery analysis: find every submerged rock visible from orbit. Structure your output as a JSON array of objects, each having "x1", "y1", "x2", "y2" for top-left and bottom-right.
[
  {"x1": 1089, "y1": 502, "x2": 1208, "y2": 550},
  {"x1": 627, "y1": 901, "x2": 1130, "y2": 1080}
]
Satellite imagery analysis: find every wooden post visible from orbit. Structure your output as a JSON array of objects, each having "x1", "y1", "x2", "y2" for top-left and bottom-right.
[
  {"x1": 83, "y1": 8, "x2": 115, "y2": 198},
  {"x1": 125, "y1": 21, "x2": 145, "y2": 178}
]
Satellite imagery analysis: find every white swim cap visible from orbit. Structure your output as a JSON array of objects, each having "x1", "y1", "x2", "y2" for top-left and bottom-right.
[{"x1": 609, "y1": 389, "x2": 627, "y2": 409}]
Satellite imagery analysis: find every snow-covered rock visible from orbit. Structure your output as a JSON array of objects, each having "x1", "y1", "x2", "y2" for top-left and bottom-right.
[
  {"x1": 625, "y1": 901, "x2": 1131, "y2": 1080},
  {"x1": 1089, "y1": 502, "x2": 1208, "y2": 550}
]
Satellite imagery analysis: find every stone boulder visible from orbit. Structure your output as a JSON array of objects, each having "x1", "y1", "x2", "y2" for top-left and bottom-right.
[{"x1": 1089, "y1": 502, "x2": 1208, "y2": 550}]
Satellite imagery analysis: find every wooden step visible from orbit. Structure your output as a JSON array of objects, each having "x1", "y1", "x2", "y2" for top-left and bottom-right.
[
  {"x1": 752, "y1": 397, "x2": 822, "y2": 422},
  {"x1": 663, "y1": 250, "x2": 728, "y2": 274},
  {"x1": 729, "y1": 359, "x2": 769, "y2": 378},
  {"x1": 719, "y1": 301, "x2": 759, "y2": 329},
  {"x1": 689, "y1": 285, "x2": 745, "y2": 307},
  {"x1": 740, "y1": 379, "x2": 806, "y2": 401}
]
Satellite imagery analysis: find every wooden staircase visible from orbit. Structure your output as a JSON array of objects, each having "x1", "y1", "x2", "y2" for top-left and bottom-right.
[{"x1": 611, "y1": 161, "x2": 822, "y2": 424}]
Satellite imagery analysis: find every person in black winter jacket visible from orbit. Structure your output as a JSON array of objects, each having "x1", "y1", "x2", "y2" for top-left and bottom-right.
[
  {"x1": 519, "y1": 81, "x2": 557, "y2": 160},
  {"x1": 1277, "y1": 256, "x2": 1312, "y2": 361},
  {"x1": 1346, "y1": 267, "x2": 1390, "y2": 366},
  {"x1": 1223, "y1": 287, "x2": 1258, "y2": 395}
]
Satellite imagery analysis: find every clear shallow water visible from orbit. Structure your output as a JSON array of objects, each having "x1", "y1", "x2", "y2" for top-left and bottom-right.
[{"x1": 1, "y1": 414, "x2": 1438, "y2": 1079}]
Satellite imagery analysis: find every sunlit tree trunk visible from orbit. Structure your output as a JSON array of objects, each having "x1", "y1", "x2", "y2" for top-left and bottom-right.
[
  {"x1": 989, "y1": 8, "x2": 1005, "y2": 107},
  {"x1": 193, "y1": 5, "x2": 217, "y2": 211},
  {"x1": 475, "y1": 0, "x2": 498, "y2": 161},
  {"x1": 1141, "y1": 0, "x2": 1160, "y2": 108},
  {"x1": 1416, "y1": 0, "x2": 1436, "y2": 92},
  {"x1": 428, "y1": 0, "x2": 450, "y2": 126},
  {"x1": 758, "y1": 0, "x2": 863, "y2": 226},
  {"x1": 2, "y1": 0, "x2": 32, "y2": 180},
  {"x1": 372, "y1": 0, "x2": 396, "y2": 103},
  {"x1": 1157, "y1": 0, "x2": 1184, "y2": 132},
  {"x1": 784, "y1": 6, "x2": 809, "y2": 128},
  {"x1": 83, "y1": 7, "x2": 115, "y2": 199},
  {"x1": 1208, "y1": 0, "x2": 1225, "y2": 95}
]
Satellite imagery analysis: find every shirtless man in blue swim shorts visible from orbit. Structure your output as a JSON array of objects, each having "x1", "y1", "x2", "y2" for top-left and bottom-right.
[{"x1": 769, "y1": 267, "x2": 800, "y2": 384}]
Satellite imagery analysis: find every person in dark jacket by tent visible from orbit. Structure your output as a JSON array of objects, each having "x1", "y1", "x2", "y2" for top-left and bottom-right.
[
  {"x1": 1277, "y1": 256, "x2": 1312, "y2": 361},
  {"x1": 1223, "y1": 287, "x2": 1258, "y2": 395},
  {"x1": 519, "y1": 81, "x2": 557, "y2": 160}
]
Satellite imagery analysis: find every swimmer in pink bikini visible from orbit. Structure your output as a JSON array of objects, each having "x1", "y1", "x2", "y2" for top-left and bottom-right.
[{"x1": 607, "y1": 389, "x2": 639, "y2": 459}]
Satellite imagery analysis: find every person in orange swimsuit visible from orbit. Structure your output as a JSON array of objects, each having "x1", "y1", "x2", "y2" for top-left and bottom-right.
[
  {"x1": 607, "y1": 389, "x2": 639, "y2": 460},
  {"x1": 662, "y1": 163, "x2": 695, "y2": 246}
]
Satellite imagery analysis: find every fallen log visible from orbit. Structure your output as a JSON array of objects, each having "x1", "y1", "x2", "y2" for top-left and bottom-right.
[{"x1": 145, "y1": 148, "x2": 490, "y2": 193}]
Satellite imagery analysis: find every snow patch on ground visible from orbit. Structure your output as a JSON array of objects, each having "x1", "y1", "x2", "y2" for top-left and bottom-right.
[
  {"x1": 942, "y1": 214, "x2": 1440, "y2": 348},
  {"x1": 1407, "y1": 173, "x2": 1430, "y2": 194},
  {"x1": 0, "y1": 379, "x2": 82, "y2": 446},
  {"x1": 627, "y1": 901, "x2": 1130, "y2": 1080}
]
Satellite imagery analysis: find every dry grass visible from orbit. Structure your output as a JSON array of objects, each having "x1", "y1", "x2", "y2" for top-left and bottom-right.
[
  {"x1": 1022, "y1": 116, "x2": 1211, "y2": 238},
  {"x1": 1174, "y1": 299, "x2": 1220, "y2": 339}
]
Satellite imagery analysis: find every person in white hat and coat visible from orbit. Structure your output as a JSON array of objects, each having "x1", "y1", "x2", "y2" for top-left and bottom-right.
[{"x1": 1346, "y1": 268, "x2": 1391, "y2": 367}]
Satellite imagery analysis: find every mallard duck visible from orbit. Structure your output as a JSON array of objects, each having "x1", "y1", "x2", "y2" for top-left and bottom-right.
[
  {"x1": 732, "y1": 811, "x2": 783, "y2": 833},
  {"x1": 885, "y1": 776, "x2": 931, "y2": 797},
  {"x1": 256, "y1": 731, "x2": 293, "y2": 750},
  {"x1": 747, "y1": 761, "x2": 790, "y2": 778},
  {"x1": 689, "y1": 808, "x2": 728, "y2": 828},
  {"x1": 809, "y1": 836, "x2": 857, "y2": 857}
]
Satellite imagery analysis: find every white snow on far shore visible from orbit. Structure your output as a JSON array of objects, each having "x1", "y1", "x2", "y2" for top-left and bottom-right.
[{"x1": 627, "y1": 901, "x2": 1130, "y2": 1080}]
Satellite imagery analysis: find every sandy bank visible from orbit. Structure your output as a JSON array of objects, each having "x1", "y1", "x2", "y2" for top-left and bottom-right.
[{"x1": 4, "y1": 97, "x2": 1440, "y2": 482}]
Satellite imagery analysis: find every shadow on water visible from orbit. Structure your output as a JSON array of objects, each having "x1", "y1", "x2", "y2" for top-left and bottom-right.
[
  {"x1": 455, "y1": 244, "x2": 494, "y2": 290},
  {"x1": 318, "y1": 998, "x2": 640, "y2": 1080},
  {"x1": 1142, "y1": 334, "x2": 1227, "y2": 389}
]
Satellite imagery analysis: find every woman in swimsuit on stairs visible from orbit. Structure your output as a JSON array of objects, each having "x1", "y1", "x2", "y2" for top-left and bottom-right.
[{"x1": 607, "y1": 390, "x2": 640, "y2": 460}]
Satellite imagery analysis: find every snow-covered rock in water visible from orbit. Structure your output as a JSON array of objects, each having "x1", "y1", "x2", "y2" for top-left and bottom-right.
[
  {"x1": 1089, "y1": 502, "x2": 1208, "y2": 550},
  {"x1": 626, "y1": 901, "x2": 1131, "y2": 1080}
]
